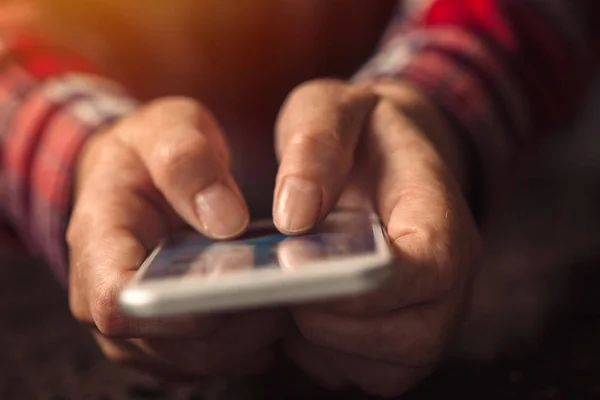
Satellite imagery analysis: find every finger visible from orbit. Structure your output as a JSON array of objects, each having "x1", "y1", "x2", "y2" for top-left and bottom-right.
[
  {"x1": 69, "y1": 175, "x2": 222, "y2": 338},
  {"x1": 285, "y1": 337, "x2": 429, "y2": 398},
  {"x1": 321, "y1": 99, "x2": 480, "y2": 315},
  {"x1": 293, "y1": 298, "x2": 460, "y2": 367},
  {"x1": 273, "y1": 80, "x2": 377, "y2": 234},
  {"x1": 139, "y1": 310, "x2": 291, "y2": 375},
  {"x1": 125, "y1": 97, "x2": 249, "y2": 239},
  {"x1": 76, "y1": 223, "x2": 223, "y2": 338},
  {"x1": 371, "y1": 99, "x2": 462, "y2": 299}
]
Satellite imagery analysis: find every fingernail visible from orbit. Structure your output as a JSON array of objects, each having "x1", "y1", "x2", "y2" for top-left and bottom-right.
[
  {"x1": 195, "y1": 183, "x2": 248, "y2": 238},
  {"x1": 275, "y1": 177, "x2": 321, "y2": 233}
]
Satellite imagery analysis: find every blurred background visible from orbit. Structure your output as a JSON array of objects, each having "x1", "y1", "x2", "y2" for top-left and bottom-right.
[{"x1": 0, "y1": 0, "x2": 599, "y2": 399}]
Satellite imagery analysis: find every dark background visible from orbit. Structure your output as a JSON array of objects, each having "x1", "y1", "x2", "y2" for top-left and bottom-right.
[{"x1": 2, "y1": 77, "x2": 600, "y2": 400}]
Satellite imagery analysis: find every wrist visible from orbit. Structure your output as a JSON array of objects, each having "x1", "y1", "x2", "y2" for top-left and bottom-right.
[{"x1": 73, "y1": 123, "x2": 114, "y2": 200}]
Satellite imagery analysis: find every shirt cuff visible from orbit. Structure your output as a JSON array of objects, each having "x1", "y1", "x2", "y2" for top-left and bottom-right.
[
  {"x1": 4, "y1": 73, "x2": 138, "y2": 285},
  {"x1": 354, "y1": 26, "x2": 533, "y2": 217}
]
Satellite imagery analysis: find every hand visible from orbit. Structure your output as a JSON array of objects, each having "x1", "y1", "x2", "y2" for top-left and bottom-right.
[
  {"x1": 67, "y1": 97, "x2": 290, "y2": 380},
  {"x1": 272, "y1": 80, "x2": 482, "y2": 397}
]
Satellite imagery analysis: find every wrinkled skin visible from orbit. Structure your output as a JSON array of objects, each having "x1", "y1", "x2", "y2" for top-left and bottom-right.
[{"x1": 41, "y1": 1, "x2": 482, "y2": 396}]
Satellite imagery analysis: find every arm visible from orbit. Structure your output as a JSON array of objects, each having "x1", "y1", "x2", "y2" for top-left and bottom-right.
[
  {"x1": 279, "y1": 3, "x2": 599, "y2": 395},
  {"x1": 357, "y1": 0, "x2": 600, "y2": 204},
  {"x1": 0, "y1": 35, "x2": 137, "y2": 284}
]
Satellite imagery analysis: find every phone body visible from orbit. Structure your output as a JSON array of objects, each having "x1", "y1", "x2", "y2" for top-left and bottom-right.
[{"x1": 119, "y1": 209, "x2": 394, "y2": 317}]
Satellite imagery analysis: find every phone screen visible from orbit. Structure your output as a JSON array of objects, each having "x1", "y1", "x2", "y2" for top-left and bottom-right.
[{"x1": 140, "y1": 210, "x2": 380, "y2": 281}]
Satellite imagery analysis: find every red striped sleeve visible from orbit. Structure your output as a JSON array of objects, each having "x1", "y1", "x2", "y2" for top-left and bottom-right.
[
  {"x1": 423, "y1": 0, "x2": 600, "y2": 134},
  {"x1": 356, "y1": 0, "x2": 600, "y2": 210},
  {"x1": 0, "y1": 36, "x2": 137, "y2": 283}
]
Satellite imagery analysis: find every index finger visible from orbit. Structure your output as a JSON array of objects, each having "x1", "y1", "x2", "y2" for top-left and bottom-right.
[
  {"x1": 273, "y1": 79, "x2": 377, "y2": 234},
  {"x1": 120, "y1": 97, "x2": 249, "y2": 239}
]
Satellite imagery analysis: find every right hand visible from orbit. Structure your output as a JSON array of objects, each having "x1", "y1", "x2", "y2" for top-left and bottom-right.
[{"x1": 67, "y1": 97, "x2": 290, "y2": 380}]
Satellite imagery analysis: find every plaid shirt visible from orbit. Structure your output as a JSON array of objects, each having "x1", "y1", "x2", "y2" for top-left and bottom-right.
[{"x1": 1, "y1": 0, "x2": 599, "y2": 283}]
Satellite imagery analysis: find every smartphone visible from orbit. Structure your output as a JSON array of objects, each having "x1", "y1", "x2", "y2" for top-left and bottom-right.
[{"x1": 119, "y1": 209, "x2": 394, "y2": 317}]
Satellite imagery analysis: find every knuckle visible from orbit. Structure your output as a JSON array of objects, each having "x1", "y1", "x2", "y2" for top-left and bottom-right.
[
  {"x1": 388, "y1": 196, "x2": 460, "y2": 298},
  {"x1": 288, "y1": 128, "x2": 348, "y2": 163},
  {"x1": 292, "y1": 127, "x2": 342, "y2": 148},
  {"x1": 90, "y1": 283, "x2": 128, "y2": 338},
  {"x1": 153, "y1": 132, "x2": 209, "y2": 182}
]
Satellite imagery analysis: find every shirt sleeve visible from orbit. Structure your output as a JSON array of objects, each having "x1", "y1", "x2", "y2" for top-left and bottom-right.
[
  {"x1": 356, "y1": 0, "x2": 600, "y2": 202},
  {"x1": 0, "y1": 36, "x2": 138, "y2": 284}
]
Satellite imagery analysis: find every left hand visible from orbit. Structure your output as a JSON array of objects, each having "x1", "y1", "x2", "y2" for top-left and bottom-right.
[{"x1": 272, "y1": 79, "x2": 482, "y2": 397}]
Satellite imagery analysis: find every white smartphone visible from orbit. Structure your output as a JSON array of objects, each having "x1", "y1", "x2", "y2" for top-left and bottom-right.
[{"x1": 119, "y1": 209, "x2": 394, "y2": 317}]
